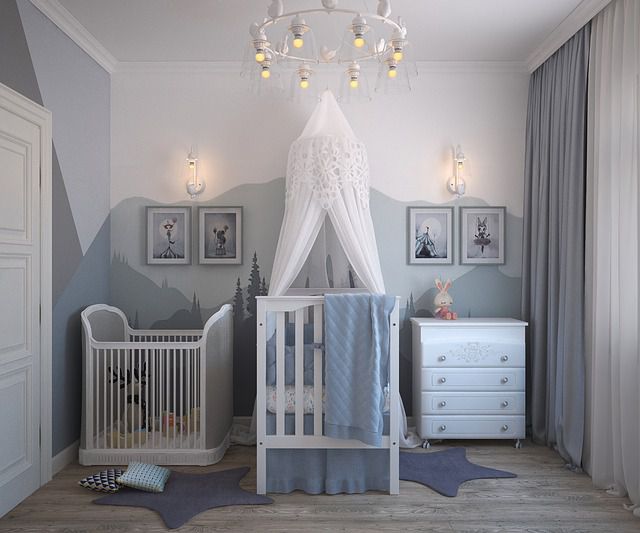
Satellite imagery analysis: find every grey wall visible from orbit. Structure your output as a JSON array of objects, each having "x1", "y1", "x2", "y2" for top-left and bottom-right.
[
  {"x1": 110, "y1": 180, "x2": 522, "y2": 416},
  {"x1": 0, "y1": 0, "x2": 111, "y2": 455}
]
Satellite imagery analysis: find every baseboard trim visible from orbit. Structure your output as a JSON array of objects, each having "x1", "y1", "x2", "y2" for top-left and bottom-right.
[{"x1": 52, "y1": 439, "x2": 79, "y2": 475}]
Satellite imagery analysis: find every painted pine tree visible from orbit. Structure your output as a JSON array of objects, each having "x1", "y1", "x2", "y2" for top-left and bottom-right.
[
  {"x1": 246, "y1": 252, "x2": 261, "y2": 316},
  {"x1": 233, "y1": 277, "x2": 245, "y2": 328},
  {"x1": 260, "y1": 277, "x2": 268, "y2": 296}
]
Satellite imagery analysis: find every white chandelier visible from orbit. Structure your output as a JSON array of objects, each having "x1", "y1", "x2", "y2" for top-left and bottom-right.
[{"x1": 243, "y1": 0, "x2": 416, "y2": 101}]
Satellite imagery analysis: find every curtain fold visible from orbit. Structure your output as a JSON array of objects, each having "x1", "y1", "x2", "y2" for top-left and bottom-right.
[
  {"x1": 521, "y1": 25, "x2": 590, "y2": 466},
  {"x1": 586, "y1": 0, "x2": 640, "y2": 512}
]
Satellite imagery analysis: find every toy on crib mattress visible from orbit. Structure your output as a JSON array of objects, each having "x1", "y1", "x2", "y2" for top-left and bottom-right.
[{"x1": 434, "y1": 278, "x2": 458, "y2": 320}]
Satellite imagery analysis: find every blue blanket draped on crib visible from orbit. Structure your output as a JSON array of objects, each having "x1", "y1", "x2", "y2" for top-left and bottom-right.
[{"x1": 324, "y1": 293, "x2": 396, "y2": 446}]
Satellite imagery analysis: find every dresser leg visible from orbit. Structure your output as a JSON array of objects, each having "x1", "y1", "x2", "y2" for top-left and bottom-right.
[
  {"x1": 422, "y1": 439, "x2": 431, "y2": 449},
  {"x1": 514, "y1": 439, "x2": 523, "y2": 449}
]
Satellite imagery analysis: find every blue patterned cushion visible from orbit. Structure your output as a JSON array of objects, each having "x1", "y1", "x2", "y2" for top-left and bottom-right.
[
  {"x1": 78, "y1": 468, "x2": 125, "y2": 493},
  {"x1": 116, "y1": 463, "x2": 171, "y2": 493}
]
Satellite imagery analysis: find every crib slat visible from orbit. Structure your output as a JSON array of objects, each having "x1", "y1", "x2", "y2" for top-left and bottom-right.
[
  {"x1": 180, "y1": 349, "x2": 184, "y2": 448},
  {"x1": 116, "y1": 349, "x2": 121, "y2": 449},
  {"x1": 276, "y1": 311, "x2": 285, "y2": 436},
  {"x1": 187, "y1": 348, "x2": 191, "y2": 443},
  {"x1": 95, "y1": 349, "x2": 100, "y2": 450},
  {"x1": 313, "y1": 304, "x2": 323, "y2": 436},
  {"x1": 173, "y1": 348, "x2": 177, "y2": 447},
  {"x1": 138, "y1": 348, "x2": 142, "y2": 449},
  {"x1": 109, "y1": 349, "x2": 113, "y2": 449},
  {"x1": 103, "y1": 349, "x2": 107, "y2": 449},
  {"x1": 199, "y1": 346, "x2": 205, "y2": 449},
  {"x1": 294, "y1": 309, "x2": 304, "y2": 436}
]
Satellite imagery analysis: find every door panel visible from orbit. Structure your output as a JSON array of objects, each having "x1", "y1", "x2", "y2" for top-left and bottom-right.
[{"x1": 0, "y1": 96, "x2": 41, "y2": 517}]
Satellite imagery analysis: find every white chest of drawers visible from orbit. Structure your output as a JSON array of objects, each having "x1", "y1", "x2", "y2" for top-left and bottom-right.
[{"x1": 411, "y1": 318, "x2": 527, "y2": 448}]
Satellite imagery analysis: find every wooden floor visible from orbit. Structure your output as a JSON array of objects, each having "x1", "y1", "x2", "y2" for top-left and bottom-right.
[{"x1": 1, "y1": 440, "x2": 638, "y2": 532}]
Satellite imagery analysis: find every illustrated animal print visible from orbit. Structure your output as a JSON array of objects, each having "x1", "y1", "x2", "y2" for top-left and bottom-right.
[{"x1": 212, "y1": 225, "x2": 230, "y2": 256}]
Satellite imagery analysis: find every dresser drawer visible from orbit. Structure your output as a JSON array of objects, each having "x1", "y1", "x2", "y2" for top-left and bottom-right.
[
  {"x1": 422, "y1": 341, "x2": 524, "y2": 367},
  {"x1": 419, "y1": 415, "x2": 525, "y2": 439},
  {"x1": 421, "y1": 392, "x2": 525, "y2": 415},
  {"x1": 421, "y1": 368, "x2": 525, "y2": 391}
]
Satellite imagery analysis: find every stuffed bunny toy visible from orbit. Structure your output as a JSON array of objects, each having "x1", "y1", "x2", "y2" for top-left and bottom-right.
[{"x1": 434, "y1": 278, "x2": 458, "y2": 320}]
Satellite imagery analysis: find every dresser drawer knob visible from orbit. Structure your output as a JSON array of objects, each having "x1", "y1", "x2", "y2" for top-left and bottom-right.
[
  {"x1": 501, "y1": 424, "x2": 509, "y2": 431},
  {"x1": 438, "y1": 377, "x2": 447, "y2": 384},
  {"x1": 501, "y1": 401, "x2": 509, "y2": 407},
  {"x1": 501, "y1": 377, "x2": 509, "y2": 384},
  {"x1": 439, "y1": 425, "x2": 447, "y2": 432},
  {"x1": 501, "y1": 355, "x2": 509, "y2": 362},
  {"x1": 438, "y1": 401, "x2": 447, "y2": 407},
  {"x1": 438, "y1": 355, "x2": 447, "y2": 362}
]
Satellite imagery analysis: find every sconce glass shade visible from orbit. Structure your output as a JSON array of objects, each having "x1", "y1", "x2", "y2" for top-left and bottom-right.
[
  {"x1": 447, "y1": 145, "x2": 468, "y2": 197},
  {"x1": 186, "y1": 151, "x2": 206, "y2": 199}
]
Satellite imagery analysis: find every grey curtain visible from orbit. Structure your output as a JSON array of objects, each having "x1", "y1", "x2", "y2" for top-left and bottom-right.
[{"x1": 521, "y1": 24, "x2": 590, "y2": 466}]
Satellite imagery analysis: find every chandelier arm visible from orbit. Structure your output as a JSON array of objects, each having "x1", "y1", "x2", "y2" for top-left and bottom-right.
[{"x1": 256, "y1": 8, "x2": 403, "y2": 34}]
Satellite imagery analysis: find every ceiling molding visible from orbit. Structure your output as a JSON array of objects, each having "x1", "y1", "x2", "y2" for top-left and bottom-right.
[
  {"x1": 114, "y1": 60, "x2": 527, "y2": 75},
  {"x1": 526, "y1": 0, "x2": 611, "y2": 72},
  {"x1": 29, "y1": 0, "x2": 117, "y2": 73}
]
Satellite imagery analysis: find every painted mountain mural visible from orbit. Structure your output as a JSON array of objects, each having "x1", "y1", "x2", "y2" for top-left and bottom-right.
[{"x1": 110, "y1": 178, "x2": 523, "y2": 415}]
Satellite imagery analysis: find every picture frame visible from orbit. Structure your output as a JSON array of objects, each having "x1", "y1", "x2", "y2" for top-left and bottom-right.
[
  {"x1": 146, "y1": 206, "x2": 191, "y2": 265},
  {"x1": 460, "y1": 206, "x2": 506, "y2": 265},
  {"x1": 198, "y1": 206, "x2": 243, "y2": 265},
  {"x1": 407, "y1": 206, "x2": 454, "y2": 265}
]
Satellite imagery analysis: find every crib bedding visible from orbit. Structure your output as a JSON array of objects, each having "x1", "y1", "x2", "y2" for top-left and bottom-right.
[{"x1": 265, "y1": 385, "x2": 391, "y2": 414}]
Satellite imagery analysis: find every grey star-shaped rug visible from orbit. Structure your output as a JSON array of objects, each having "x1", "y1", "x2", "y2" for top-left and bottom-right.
[
  {"x1": 400, "y1": 448, "x2": 516, "y2": 497},
  {"x1": 94, "y1": 466, "x2": 272, "y2": 529}
]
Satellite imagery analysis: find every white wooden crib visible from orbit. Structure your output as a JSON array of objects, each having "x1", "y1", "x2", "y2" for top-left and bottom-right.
[
  {"x1": 79, "y1": 303, "x2": 233, "y2": 466},
  {"x1": 256, "y1": 289, "x2": 400, "y2": 495}
]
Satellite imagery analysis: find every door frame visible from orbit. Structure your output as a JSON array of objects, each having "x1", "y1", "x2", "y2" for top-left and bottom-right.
[{"x1": 0, "y1": 82, "x2": 52, "y2": 486}]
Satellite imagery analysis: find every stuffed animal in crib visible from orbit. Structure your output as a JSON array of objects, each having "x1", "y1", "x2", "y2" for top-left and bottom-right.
[{"x1": 434, "y1": 278, "x2": 458, "y2": 320}]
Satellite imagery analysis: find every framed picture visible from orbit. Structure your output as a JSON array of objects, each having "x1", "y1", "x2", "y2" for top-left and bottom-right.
[
  {"x1": 146, "y1": 206, "x2": 191, "y2": 265},
  {"x1": 198, "y1": 206, "x2": 243, "y2": 265},
  {"x1": 460, "y1": 206, "x2": 506, "y2": 265},
  {"x1": 408, "y1": 206, "x2": 454, "y2": 264}
]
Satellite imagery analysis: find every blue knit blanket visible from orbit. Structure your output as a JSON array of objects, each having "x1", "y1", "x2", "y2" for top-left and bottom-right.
[{"x1": 323, "y1": 293, "x2": 395, "y2": 446}]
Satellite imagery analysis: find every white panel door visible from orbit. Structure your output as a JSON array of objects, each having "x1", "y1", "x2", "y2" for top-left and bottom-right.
[{"x1": 0, "y1": 98, "x2": 42, "y2": 516}]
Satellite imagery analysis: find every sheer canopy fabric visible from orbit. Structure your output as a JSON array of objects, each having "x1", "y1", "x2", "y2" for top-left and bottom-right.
[
  {"x1": 586, "y1": 0, "x2": 640, "y2": 513},
  {"x1": 269, "y1": 90, "x2": 385, "y2": 296}
]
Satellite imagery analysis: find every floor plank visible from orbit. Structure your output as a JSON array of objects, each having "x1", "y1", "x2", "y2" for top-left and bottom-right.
[{"x1": 1, "y1": 440, "x2": 637, "y2": 532}]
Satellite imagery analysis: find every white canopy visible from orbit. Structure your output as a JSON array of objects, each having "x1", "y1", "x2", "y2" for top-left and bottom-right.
[{"x1": 269, "y1": 90, "x2": 386, "y2": 296}]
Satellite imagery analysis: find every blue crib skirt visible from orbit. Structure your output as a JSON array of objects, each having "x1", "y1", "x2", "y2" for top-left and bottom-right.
[{"x1": 265, "y1": 412, "x2": 391, "y2": 494}]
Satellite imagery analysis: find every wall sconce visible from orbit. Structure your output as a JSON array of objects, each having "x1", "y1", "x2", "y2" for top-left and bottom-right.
[
  {"x1": 447, "y1": 145, "x2": 466, "y2": 198},
  {"x1": 185, "y1": 149, "x2": 206, "y2": 199}
]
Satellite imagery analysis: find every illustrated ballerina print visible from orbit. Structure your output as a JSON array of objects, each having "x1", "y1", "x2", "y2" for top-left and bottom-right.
[{"x1": 473, "y1": 217, "x2": 491, "y2": 255}]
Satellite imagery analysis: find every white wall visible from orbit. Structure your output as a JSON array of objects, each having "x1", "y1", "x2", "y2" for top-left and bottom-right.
[{"x1": 111, "y1": 66, "x2": 529, "y2": 217}]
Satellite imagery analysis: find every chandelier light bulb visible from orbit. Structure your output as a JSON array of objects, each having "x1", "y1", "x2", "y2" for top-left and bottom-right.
[
  {"x1": 387, "y1": 66, "x2": 397, "y2": 78},
  {"x1": 261, "y1": 68, "x2": 271, "y2": 79},
  {"x1": 300, "y1": 79, "x2": 309, "y2": 89},
  {"x1": 393, "y1": 48, "x2": 403, "y2": 61},
  {"x1": 354, "y1": 35, "x2": 365, "y2": 48},
  {"x1": 349, "y1": 79, "x2": 359, "y2": 89},
  {"x1": 255, "y1": 50, "x2": 266, "y2": 62},
  {"x1": 293, "y1": 35, "x2": 304, "y2": 48}
]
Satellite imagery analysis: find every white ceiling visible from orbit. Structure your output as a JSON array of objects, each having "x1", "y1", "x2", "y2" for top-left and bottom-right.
[{"x1": 55, "y1": 0, "x2": 586, "y2": 64}]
